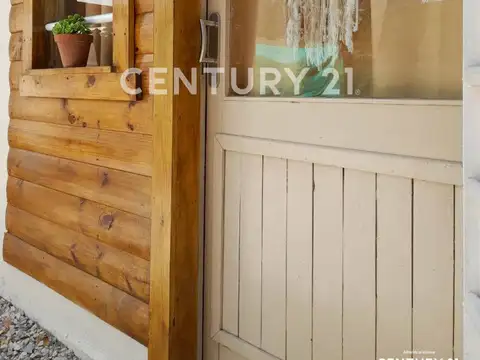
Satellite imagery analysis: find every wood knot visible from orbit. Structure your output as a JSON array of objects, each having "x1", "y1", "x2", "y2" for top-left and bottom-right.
[
  {"x1": 68, "y1": 114, "x2": 77, "y2": 124},
  {"x1": 87, "y1": 76, "x2": 96, "y2": 87},
  {"x1": 95, "y1": 244, "x2": 105, "y2": 260},
  {"x1": 100, "y1": 213, "x2": 114, "y2": 230},
  {"x1": 101, "y1": 172, "x2": 109, "y2": 187},
  {"x1": 127, "y1": 122, "x2": 134, "y2": 131}
]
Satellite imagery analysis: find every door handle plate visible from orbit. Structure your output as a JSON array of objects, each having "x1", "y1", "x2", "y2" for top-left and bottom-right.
[{"x1": 199, "y1": 13, "x2": 220, "y2": 67}]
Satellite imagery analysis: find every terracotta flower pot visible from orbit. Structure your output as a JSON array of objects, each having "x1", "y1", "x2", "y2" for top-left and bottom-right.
[{"x1": 54, "y1": 34, "x2": 93, "y2": 68}]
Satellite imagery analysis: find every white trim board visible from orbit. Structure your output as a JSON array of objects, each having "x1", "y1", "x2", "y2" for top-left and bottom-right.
[{"x1": 464, "y1": 0, "x2": 480, "y2": 358}]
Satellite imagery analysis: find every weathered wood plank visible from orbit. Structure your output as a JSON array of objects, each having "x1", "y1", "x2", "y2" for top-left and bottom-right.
[
  {"x1": 8, "y1": 149, "x2": 151, "y2": 218},
  {"x1": 11, "y1": 0, "x2": 23, "y2": 5},
  {"x1": 9, "y1": 32, "x2": 22, "y2": 62},
  {"x1": 3, "y1": 234, "x2": 149, "y2": 345},
  {"x1": 9, "y1": 4, "x2": 23, "y2": 33},
  {"x1": 8, "y1": 119, "x2": 152, "y2": 176},
  {"x1": 20, "y1": 72, "x2": 138, "y2": 101},
  {"x1": 9, "y1": 61, "x2": 22, "y2": 90},
  {"x1": 9, "y1": 91, "x2": 153, "y2": 134},
  {"x1": 7, "y1": 177, "x2": 151, "y2": 260},
  {"x1": 7, "y1": 206, "x2": 150, "y2": 303}
]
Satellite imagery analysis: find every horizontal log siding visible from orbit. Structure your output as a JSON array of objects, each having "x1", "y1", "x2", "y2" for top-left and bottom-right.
[{"x1": 4, "y1": 0, "x2": 154, "y2": 344}]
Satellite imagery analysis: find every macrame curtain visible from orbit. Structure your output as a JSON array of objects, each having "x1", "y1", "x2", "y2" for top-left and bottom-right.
[{"x1": 286, "y1": 0, "x2": 358, "y2": 68}]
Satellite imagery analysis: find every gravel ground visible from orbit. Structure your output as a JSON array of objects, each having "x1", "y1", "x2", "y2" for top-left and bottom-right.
[{"x1": 0, "y1": 298, "x2": 79, "y2": 360}]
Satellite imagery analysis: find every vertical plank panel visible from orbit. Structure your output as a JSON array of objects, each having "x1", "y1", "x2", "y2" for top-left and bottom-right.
[
  {"x1": 286, "y1": 160, "x2": 313, "y2": 360},
  {"x1": 377, "y1": 175, "x2": 412, "y2": 359},
  {"x1": 313, "y1": 165, "x2": 343, "y2": 360},
  {"x1": 413, "y1": 180, "x2": 454, "y2": 359},
  {"x1": 343, "y1": 169, "x2": 376, "y2": 360},
  {"x1": 454, "y1": 186, "x2": 463, "y2": 359},
  {"x1": 238, "y1": 154, "x2": 263, "y2": 347},
  {"x1": 223, "y1": 151, "x2": 242, "y2": 335},
  {"x1": 261, "y1": 157, "x2": 287, "y2": 359}
]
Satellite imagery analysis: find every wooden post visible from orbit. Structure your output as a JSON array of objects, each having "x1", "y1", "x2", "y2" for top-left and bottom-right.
[{"x1": 149, "y1": 0, "x2": 202, "y2": 359}]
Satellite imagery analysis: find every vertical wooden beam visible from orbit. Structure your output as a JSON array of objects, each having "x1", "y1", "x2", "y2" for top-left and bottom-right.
[
  {"x1": 149, "y1": 0, "x2": 201, "y2": 359},
  {"x1": 113, "y1": 0, "x2": 134, "y2": 72},
  {"x1": 22, "y1": 0, "x2": 33, "y2": 71}
]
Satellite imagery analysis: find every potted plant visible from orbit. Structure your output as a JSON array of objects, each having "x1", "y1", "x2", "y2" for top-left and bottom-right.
[{"x1": 52, "y1": 14, "x2": 93, "y2": 68}]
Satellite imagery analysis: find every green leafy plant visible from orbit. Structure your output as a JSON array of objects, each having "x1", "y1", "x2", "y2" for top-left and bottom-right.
[{"x1": 52, "y1": 14, "x2": 92, "y2": 35}]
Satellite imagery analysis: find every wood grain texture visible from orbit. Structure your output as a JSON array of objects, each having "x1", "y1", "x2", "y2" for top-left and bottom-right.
[
  {"x1": 20, "y1": 73, "x2": 138, "y2": 101},
  {"x1": 3, "y1": 234, "x2": 149, "y2": 345},
  {"x1": 8, "y1": 119, "x2": 152, "y2": 176},
  {"x1": 9, "y1": 61, "x2": 21, "y2": 90},
  {"x1": 7, "y1": 206, "x2": 150, "y2": 303},
  {"x1": 113, "y1": 0, "x2": 134, "y2": 72},
  {"x1": 136, "y1": 0, "x2": 153, "y2": 14},
  {"x1": 135, "y1": 12, "x2": 153, "y2": 55},
  {"x1": 8, "y1": 149, "x2": 151, "y2": 218},
  {"x1": 9, "y1": 3, "x2": 23, "y2": 33},
  {"x1": 7, "y1": 177, "x2": 151, "y2": 260},
  {"x1": 9, "y1": 30, "x2": 22, "y2": 62},
  {"x1": 149, "y1": 0, "x2": 201, "y2": 358},
  {"x1": 9, "y1": 91, "x2": 153, "y2": 134},
  {"x1": 26, "y1": 66, "x2": 112, "y2": 75}
]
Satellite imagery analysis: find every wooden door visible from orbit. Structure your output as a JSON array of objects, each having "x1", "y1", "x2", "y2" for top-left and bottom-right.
[{"x1": 204, "y1": 1, "x2": 463, "y2": 360}]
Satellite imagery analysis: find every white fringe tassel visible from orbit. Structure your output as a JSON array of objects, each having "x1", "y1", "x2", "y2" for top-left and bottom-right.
[{"x1": 286, "y1": 0, "x2": 358, "y2": 68}]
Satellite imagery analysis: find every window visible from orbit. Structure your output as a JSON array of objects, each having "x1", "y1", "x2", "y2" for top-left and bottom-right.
[
  {"x1": 20, "y1": 0, "x2": 137, "y2": 101},
  {"x1": 229, "y1": 0, "x2": 463, "y2": 100}
]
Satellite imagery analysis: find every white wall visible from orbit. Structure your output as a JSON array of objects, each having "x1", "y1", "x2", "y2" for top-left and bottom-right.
[{"x1": 0, "y1": 3, "x2": 147, "y2": 360}]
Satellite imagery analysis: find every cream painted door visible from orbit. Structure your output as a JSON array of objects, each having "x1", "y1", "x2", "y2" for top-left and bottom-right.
[{"x1": 204, "y1": 1, "x2": 463, "y2": 360}]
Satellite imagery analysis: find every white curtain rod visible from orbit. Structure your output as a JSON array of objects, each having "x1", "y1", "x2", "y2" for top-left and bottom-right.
[{"x1": 45, "y1": 13, "x2": 113, "y2": 32}]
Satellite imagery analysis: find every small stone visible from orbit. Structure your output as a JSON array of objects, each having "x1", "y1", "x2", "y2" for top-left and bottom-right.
[{"x1": 23, "y1": 341, "x2": 34, "y2": 353}]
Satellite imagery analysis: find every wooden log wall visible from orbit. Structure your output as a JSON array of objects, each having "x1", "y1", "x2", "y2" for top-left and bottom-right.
[{"x1": 6, "y1": 0, "x2": 154, "y2": 345}]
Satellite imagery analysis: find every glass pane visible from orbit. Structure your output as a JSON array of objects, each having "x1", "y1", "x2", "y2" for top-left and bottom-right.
[
  {"x1": 33, "y1": 0, "x2": 113, "y2": 69},
  {"x1": 229, "y1": 0, "x2": 462, "y2": 99}
]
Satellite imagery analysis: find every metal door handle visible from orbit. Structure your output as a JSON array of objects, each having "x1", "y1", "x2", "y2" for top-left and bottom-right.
[{"x1": 199, "y1": 14, "x2": 220, "y2": 65}]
